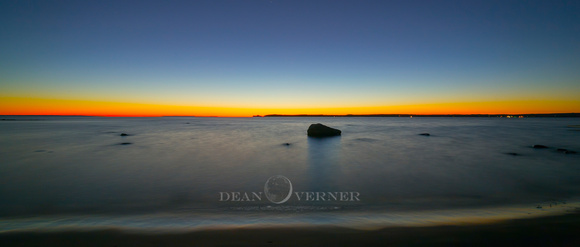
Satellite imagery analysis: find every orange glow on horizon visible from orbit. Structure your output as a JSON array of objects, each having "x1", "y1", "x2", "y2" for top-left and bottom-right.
[{"x1": 1, "y1": 97, "x2": 579, "y2": 117}]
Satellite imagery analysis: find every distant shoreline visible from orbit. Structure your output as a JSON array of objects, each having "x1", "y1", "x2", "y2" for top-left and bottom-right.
[
  {"x1": 1, "y1": 113, "x2": 579, "y2": 118},
  {"x1": 261, "y1": 113, "x2": 580, "y2": 118}
]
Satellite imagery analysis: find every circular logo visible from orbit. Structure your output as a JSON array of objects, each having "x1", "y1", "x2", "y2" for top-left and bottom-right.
[{"x1": 264, "y1": 175, "x2": 293, "y2": 204}]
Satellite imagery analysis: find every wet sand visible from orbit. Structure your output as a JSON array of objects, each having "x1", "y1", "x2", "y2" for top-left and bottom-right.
[{"x1": 2, "y1": 211, "x2": 580, "y2": 247}]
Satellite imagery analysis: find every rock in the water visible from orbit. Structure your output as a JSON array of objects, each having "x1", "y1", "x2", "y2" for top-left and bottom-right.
[
  {"x1": 505, "y1": 152, "x2": 519, "y2": 156},
  {"x1": 532, "y1": 144, "x2": 548, "y2": 149},
  {"x1": 120, "y1": 142, "x2": 132, "y2": 145},
  {"x1": 120, "y1": 133, "x2": 129, "y2": 136},
  {"x1": 282, "y1": 143, "x2": 291, "y2": 146},
  {"x1": 419, "y1": 133, "x2": 430, "y2": 136},
  {"x1": 558, "y1": 148, "x2": 577, "y2": 154},
  {"x1": 307, "y1": 123, "x2": 341, "y2": 137}
]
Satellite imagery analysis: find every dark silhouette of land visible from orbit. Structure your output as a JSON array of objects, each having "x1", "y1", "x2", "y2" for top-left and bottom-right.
[
  {"x1": 1, "y1": 113, "x2": 579, "y2": 119},
  {"x1": 263, "y1": 113, "x2": 580, "y2": 118}
]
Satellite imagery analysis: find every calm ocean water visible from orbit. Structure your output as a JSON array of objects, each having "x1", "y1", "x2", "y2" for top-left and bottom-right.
[{"x1": 1, "y1": 116, "x2": 580, "y2": 231}]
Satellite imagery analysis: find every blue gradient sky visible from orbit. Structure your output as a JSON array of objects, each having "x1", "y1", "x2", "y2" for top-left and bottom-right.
[{"x1": 1, "y1": 0, "x2": 579, "y2": 115}]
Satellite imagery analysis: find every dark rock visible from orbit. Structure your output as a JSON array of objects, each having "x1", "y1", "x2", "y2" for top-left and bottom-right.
[
  {"x1": 419, "y1": 133, "x2": 430, "y2": 136},
  {"x1": 282, "y1": 143, "x2": 291, "y2": 146},
  {"x1": 307, "y1": 123, "x2": 341, "y2": 137},
  {"x1": 532, "y1": 144, "x2": 548, "y2": 149},
  {"x1": 505, "y1": 152, "x2": 519, "y2": 156},
  {"x1": 120, "y1": 142, "x2": 132, "y2": 145},
  {"x1": 556, "y1": 148, "x2": 576, "y2": 154},
  {"x1": 120, "y1": 133, "x2": 129, "y2": 136}
]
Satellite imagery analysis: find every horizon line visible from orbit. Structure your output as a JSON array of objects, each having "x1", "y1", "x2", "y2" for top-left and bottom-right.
[{"x1": 2, "y1": 113, "x2": 580, "y2": 118}]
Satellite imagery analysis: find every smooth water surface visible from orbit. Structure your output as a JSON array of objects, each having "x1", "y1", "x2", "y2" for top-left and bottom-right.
[{"x1": 1, "y1": 116, "x2": 579, "y2": 231}]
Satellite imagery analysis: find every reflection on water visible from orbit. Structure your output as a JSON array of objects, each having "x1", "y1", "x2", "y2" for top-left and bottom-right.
[{"x1": 307, "y1": 136, "x2": 342, "y2": 192}]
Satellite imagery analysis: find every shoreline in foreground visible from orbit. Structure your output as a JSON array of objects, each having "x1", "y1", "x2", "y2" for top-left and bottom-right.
[{"x1": 2, "y1": 210, "x2": 579, "y2": 247}]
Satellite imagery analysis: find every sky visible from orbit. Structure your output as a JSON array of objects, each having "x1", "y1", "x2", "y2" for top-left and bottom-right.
[{"x1": 1, "y1": 0, "x2": 579, "y2": 116}]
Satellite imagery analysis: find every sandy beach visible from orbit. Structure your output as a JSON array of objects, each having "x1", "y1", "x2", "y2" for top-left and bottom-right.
[{"x1": 1, "y1": 210, "x2": 579, "y2": 247}]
